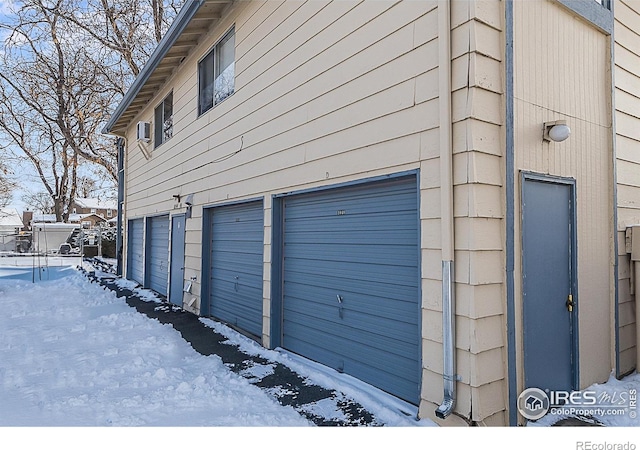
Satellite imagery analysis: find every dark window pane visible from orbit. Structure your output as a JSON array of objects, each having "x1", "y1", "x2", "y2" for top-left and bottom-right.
[
  {"x1": 199, "y1": 51, "x2": 214, "y2": 114},
  {"x1": 154, "y1": 102, "x2": 163, "y2": 147}
]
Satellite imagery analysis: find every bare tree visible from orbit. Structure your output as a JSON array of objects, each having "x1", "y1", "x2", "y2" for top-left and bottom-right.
[
  {"x1": 0, "y1": 0, "x2": 88, "y2": 221},
  {"x1": 0, "y1": 162, "x2": 15, "y2": 208},
  {"x1": 22, "y1": 191, "x2": 55, "y2": 214},
  {"x1": 53, "y1": 0, "x2": 184, "y2": 87},
  {"x1": 78, "y1": 176, "x2": 98, "y2": 198},
  {"x1": 0, "y1": 0, "x2": 183, "y2": 220}
]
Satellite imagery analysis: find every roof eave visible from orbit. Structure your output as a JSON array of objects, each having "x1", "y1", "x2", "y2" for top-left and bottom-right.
[{"x1": 102, "y1": 0, "x2": 206, "y2": 135}]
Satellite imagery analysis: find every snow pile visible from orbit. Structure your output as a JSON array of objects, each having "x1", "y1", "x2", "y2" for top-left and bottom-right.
[
  {"x1": 0, "y1": 271, "x2": 310, "y2": 426},
  {"x1": 200, "y1": 317, "x2": 435, "y2": 427}
]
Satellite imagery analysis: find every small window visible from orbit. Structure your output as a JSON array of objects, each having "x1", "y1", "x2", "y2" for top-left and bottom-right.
[
  {"x1": 199, "y1": 27, "x2": 235, "y2": 115},
  {"x1": 107, "y1": 209, "x2": 112, "y2": 217},
  {"x1": 155, "y1": 91, "x2": 173, "y2": 148},
  {"x1": 91, "y1": 208, "x2": 96, "y2": 214}
]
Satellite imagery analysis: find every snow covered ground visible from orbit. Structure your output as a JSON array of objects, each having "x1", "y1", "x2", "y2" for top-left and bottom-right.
[
  {"x1": 0, "y1": 262, "x2": 638, "y2": 448},
  {"x1": 0, "y1": 271, "x2": 310, "y2": 427},
  {"x1": 0, "y1": 264, "x2": 430, "y2": 428}
]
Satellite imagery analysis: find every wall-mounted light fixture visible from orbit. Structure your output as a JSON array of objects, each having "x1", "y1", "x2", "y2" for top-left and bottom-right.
[
  {"x1": 184, "y1": 193, "x2": 194, "y2": 219},
  {"x1": 543, "y1": 120, "x2": 571, "y2": 143}
]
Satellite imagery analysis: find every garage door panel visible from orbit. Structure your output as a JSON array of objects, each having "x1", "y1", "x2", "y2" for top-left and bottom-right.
[
  {"x1": 212, "y1": 298, "x2": 262, "y2": 333},
  {"x1": 284, "y1": 274, "x2": 419, "y2": 309},
  {"x1": 127, "y1": 219, "x2": 144, "y2": 284},
  {"x1": 284, "y1": 264, "x2": 417, "y2": 286},
  {"x1": 283, "y1": 291, "x2": 419, "y2": 326},
  {"x1": 285, "y1": 251, "x2": 417, "y2": 276},
  {"x1": 285, "y1": 243, "x2": 416, "y2": 269},
  {"x1": 210, "y1": 278, "x2": 263, "y2": 298},
  {"x1": 285, "y1": 209, "x2": 417, "y2": 229},
  {"x1": 208, "y1": 201, "x2": 264, "y2": 339},
  {"x1": 209, "y1": 239, "x2": 262, "y2": 250},
  {"x1": 211, "y1": 224, "x2": 264, "y2": 236},
  {"x1": 210, "y1": 265, "x2": 263, "y2": 280},
  {"x1": 148, "y1": 261, "x2": 167, "y2": 291},
  {"x1": 283, "y1": 320, "x2": 418, "y2": 373},
  {"x1": 283, "y1": 284, "x2": 419, "y2": 331},
  {"x1": 285, "y1": 186, "x2": 415, "y2": 214},
  {"x1": 284, "y1": 261, "x2": 418, "y2": 288},
  {"x1": 282, "y1": 335, "x2": 417, "y2": 402},
  {"x1": 284, "y1": 231, "x2": 417, "y2": 247},
  {"x1": 282, "y1": 176, "x2": 420, "y2": 404},
  {"x1": 146, "y1": 215, "x2": 169, "y2": 296},
  {"x1": 283, "y1": 299, "x2": 419, "y2": 344}
]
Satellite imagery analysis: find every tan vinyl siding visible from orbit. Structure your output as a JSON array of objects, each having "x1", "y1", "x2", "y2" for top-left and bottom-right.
[
  {"x1": 126, "y1": 1, "x2": 437, "y2": 212},
  {"x1": 513, "y1": 0, "x2": 613, "y2": 398},
  {"x1": 118, "y1": 0, "x2": 620, "y2": 425},
  {"x1": 614, "y1": 0, "x2": 640, "y2": 375},
  {"x1": 120, "y1": 0, "x2": 515, "y2": 425},
  {"x1": 124, "y1": 0, "x2": 438, "y2": 367},
  {"x1": 419, "y1": 0, "x2": 506, "y2": 426}
]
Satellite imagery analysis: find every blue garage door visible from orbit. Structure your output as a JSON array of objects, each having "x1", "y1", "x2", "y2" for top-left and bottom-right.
[
  {"x1": 127, "y1": 218, "x2": 144, "y2": 284},
  {"x1": 282, "y1": 176, "x2": 420, "y2": 404},
  {"x1": 208, "y1": 201, "x2": 264, "y2": 338},
  {"x1": 146, "y1": 215, "x2": 170, "y2": 296}
]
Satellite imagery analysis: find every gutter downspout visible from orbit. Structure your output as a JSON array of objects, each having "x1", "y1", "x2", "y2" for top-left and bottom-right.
[{"x1": 435, "y1": 0, "x2": 456, "y2": 420}]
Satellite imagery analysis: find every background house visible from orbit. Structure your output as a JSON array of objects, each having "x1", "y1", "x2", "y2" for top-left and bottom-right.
[
  {"x1": 0, "y1": 208, "x2": 24, "y2": 251},
  {"x1": 104, "y1": 0, "x2": 634, "y2": 426},
  {"x1": 32, "y1": 213, "x2": 107, "y2": 229},
  {"x1": 72, "y1": 198, "x2": 117, "y2": 220}
]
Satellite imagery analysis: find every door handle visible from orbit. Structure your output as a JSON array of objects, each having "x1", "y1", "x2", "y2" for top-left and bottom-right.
[{"x1": 566, "y1": 294, "x2": 574, "y2": 312}]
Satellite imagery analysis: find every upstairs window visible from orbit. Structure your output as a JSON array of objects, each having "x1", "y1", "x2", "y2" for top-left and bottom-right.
[
  {"x1": 199, "y1": 27, "x2": 235, "y2": 115},
  {"x1": 155, "y1": 91, "x2": 173, "y2": 148}
]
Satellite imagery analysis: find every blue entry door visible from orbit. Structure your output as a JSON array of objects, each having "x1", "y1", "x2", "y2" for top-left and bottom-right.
[
  {"x1": 169, "y1": 214, "x2": 186, "y2": 306},
  {"x1": 522, "y1": 175, "x2": 577, "y2": 393}
]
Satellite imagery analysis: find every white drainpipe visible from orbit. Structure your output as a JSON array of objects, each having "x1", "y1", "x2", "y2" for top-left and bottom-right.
[{"x1": 435, "y1": 0, "x2": 456, "y2": 420}]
